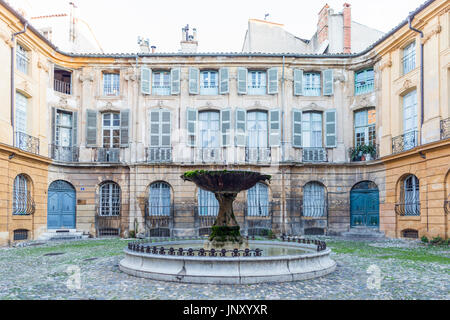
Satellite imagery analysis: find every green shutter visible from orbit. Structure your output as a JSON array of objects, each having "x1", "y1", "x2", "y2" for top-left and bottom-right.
[
  {"x1": 171, "y1": 68, "x2": 181, "y2": 95},
  {"x1": 292, "y1": 109, "x2": 302, "y2": 147},
  {"x1": 189, "y1": 67, "x2": 199, "y2": 95},
  {"x1": 235, "y1": 108, "x2": 247, "y2": 146},
  {"x1": 187, "y1": 108, "x2": 198, "y2": 146},
  {"x1": 72, "y1": 111, "x2": 78, "y2": 147},
  {"x1": 219, "y1": 68, "x2": 229, "y2": 94},
  {"x1": 141, "y1": 67, "x2": 151, "y2": 95},
  {"x1": 267, "y1": 68, "x2": 278, "y2": 94},
  {"x1": 120, "y1": 109, "x2": 130, "y2": 147},
  {"x1": 294, "y1": 69, "x2": 303, "y2": 96},
  {"x1": 325, "y1": 109, "x2": 337, "y2": 148},
  {"x1": 323, "y1": 69, "x2": 334, "y2": 96},
  {"x1": 237, "y1": 67, "x2": 248, "y2": 95},
  {"x1": 269, "y1": 109, "x2": 280, "y2": 146},
  {"x1": 86, "y1": 110, "x2": 97, "y2": 147},
  {"x1": 150, "y1": 110, "x2": 160, "y2": 147},
  {"x1": 161, "y1": 110, "x2": 171, "y2": 147},
  {"x1": 221, "y1": 109, "x2": 231, "y2": 147}
]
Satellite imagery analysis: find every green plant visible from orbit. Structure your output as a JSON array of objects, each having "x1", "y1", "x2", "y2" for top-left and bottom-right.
[
  {"x1": 128, "y1": 230, "x2": 136, "y2": 239},
  {"x1": 430, "y1": 236, "x2": 444, "y2": 245},
  {"x1": 421, "y1": 236, "x2": 429, "y2": 243}
]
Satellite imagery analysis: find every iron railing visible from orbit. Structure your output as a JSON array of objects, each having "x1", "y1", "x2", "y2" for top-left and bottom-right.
[
  {"x1": 441, "y1": 118, "x2": 450, "y2": 140},
  {"x1": 50, "y1": 145, "x2": 79, "y2": 162},
  {"x1": 349, "y1": 144, "x2": 379, "y2": 162},
  {"x1": 13, "y1": 229, "x2": 29, "y2": 241},
  {"x1": 395, "y1": 202, "x2": 421, "y2": 216},
  {"x1": 145, "y1": 203, "x2": 173, "y2": 237},
  {"x1": 355, "y1": 79, "x2": 374, "y2": 96},
  {"x1": 54, "y1": 79, "x2": 71, "y2": 95},
  {"x1": 146, "y1": 147, "x2": 172, "y2": 163},
  {"x1": 245, "y1": 147, "x2": 271, "y2": 163},
  {"x1": 96, "y1": 148, "x2": 120, "y2": 163},
  {"x1": 195, "y1": 148, "x2": 223, "y2": 163},
  {"x1": 244, "y1": 204, "x2": 272, "y2": 237},
  {"x1": 302, "y1": 148, "x2": 327, "y2": 163},
  {"x1": 13, "y1": 192, "x2": 35, "y2": 215},
  {"x1": 15, "y1": 131, "x2": 40, "y2": 155},
  {"x1": 392, "y1": 131, "x2": 418, "y2": 154},
  {"x1": 95, "y1": 214, "x2": 121, "y2": 237},
  {"x1": 195, "y1": 204, "x2": 218, "y2": 237}
]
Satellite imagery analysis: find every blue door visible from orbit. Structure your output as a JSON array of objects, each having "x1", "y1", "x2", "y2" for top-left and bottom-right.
[
  {"x1": 350, "y1": 182, "x2": 379, "y2": 228},
  {"x1": 47, "y1": 181, "x2": 76, "y2": 229}
]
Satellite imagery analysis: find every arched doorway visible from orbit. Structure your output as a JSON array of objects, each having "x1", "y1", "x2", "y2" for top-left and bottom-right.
[
  {"x1": 350, "y1": 181, "x2": 379, "y2": 228},
  {"x1": 47, "y1": 180, "x2": 76, "y2": 229}
]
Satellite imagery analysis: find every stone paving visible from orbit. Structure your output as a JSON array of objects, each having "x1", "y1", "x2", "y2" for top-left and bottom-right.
[{"x1": 0, "y1": 237, "x2": 448, "y2": 300}]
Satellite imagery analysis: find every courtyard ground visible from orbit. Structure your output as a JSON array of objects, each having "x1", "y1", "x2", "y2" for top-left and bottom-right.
[{"x1": 0, "y1": 237, "x2": 448, "y2": 300}]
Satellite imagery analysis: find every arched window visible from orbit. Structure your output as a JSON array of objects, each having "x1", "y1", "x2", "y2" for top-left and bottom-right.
[
  {"x1": 198, "y1": 188, "x2": 219, "y2": 216},
  {"x1": 403, "y1": 175, "x2": 420, "y2": 216},
  {"x1": 303, "y1": 182, "x2": 327, "y2": 217},
  {"x1": 149, "y1": 182, "x2": 171, "y2": 216},
  {"x1": 247, "y1": 183, "x2": 269, "y2": 216},
  {"x1": 13, "y1": 174, "x2": 33, "y2": 215},
  {"x1": 99, "y1": 182, "x2": 121, "y2": 216}
]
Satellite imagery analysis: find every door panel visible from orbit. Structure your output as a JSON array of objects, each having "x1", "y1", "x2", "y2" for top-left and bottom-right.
[
  {"x1": 350, "y1": 190, "x2": 380, "y2": 228},
  {"x1": 47, "y1": 182, "x2": 76, "y2": 229}
]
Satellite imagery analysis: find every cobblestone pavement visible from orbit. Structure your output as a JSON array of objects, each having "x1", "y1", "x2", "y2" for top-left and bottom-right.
[{"x1": 0, "y1": 237, "x2": 448, "y2": 300}]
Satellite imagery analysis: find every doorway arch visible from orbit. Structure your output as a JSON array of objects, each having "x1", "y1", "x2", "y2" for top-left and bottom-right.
[
  {"x1": 47, "y1": 180, "x2": 76, "y2": 229},
  {"x1": 350, "y1": 181, "x2": 380, "y2": 228}
]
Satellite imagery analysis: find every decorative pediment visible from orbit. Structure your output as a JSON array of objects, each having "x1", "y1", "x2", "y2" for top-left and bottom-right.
[
  {"x1": 302, "y1": 102, "x2": 325, "y2": 112},
  {"x1": 99, "y1": 101, "x2": 120, "y2": 112},
  {"x1": 402, "y1": 79, "x2": 412, "y2": 91},
  {"x1": 79, "y1": 72, "x2": 94, "y2": 83},
  {"x1": 58, "y1": 97, "x2": 68, "y2": 107}
]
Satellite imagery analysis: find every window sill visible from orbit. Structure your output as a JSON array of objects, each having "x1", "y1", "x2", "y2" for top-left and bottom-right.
[
  {"x1": 301, "y1": 217, "x2": 327, "y2": 221},
  {"x1": 398, "y1": 216, "x2": 421, "y2": 221},
  {"x1": 12, "y1": 215, "x2": 33, "y2": 220}
]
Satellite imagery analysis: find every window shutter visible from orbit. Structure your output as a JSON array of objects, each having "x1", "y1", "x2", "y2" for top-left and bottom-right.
[
  {"x1": 171, "y1": 68, "x2": 181, "y2": 95},
  {"x1": 325, "y1": 109, "x2": 337, "y2": 148},
  {"x1": 219, "y1": 68, "x2": 229, "y2": 94},
  {"x1": 235, "y1": 108, "x2": 247, "y2": 146},
  {"x1": 269, "y1": 109, "x2": 281, "y2": 146},
  {"x1": 267, "y1": 68, "x2": 278, "y2": 94},
  {"x1": 51, "y1": 107, "x2": 56, "y2": 146},
  {"x1": 189, "y1": 67, "x2": 199, "y2": 95},
  {"x1": 141, "y1": 67, "x2": 151, "y2": 95},
  {"x1": 221, "y1": 109, "x2": 231, "y2": 147},
  {"x1": 237, "y1": 67, "x2": 248, "y2": 95},
  {"x1": 72, "y1": 111, "x2": 78, "y2": 147},
  {"x1": 161, "y1": 110, "x2": 171, "y2": 147},
  {"x1": 187, "y1": 108, "x2": 198, "y2": 146},
  {"x1": 323, "y1": 69, "x2": 334, "y2": 96},
  {"x1": 294, "y1": 69, "x2": 303, "y2": 96},
  {"x1": 120, "y1": 109, "x2": 130, "y2": 147},
  {"x1": 292, "y1": 109, "x2": 302, "y2": 147},
  {"x1": 150, "y1": 110, "x2": 161, "y2": 147},
  {"x1": 86, "y1": 110, "x2": 97, "y2": 147}
]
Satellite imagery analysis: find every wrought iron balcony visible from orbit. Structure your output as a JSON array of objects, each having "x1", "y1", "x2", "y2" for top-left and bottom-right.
[
  {"x1": 54, "y1": 79, "x2": 71, "y2": 95},
  {"x1": 392, "y1": 131, "x2": 418, "y2": 154},
  {"x1": 96, "y1": 148, "x2": 120, "y2": 163},
  {"x1": 147, "y1": 147, "x2": 172, "y2": 164},
  {"x1": 395, "y1": 202, "x2": 421, "y2": 216},
  {"x1": 245, "y1": 147, "x2": 271, "y2": 163},
  {"x1": 441, "y1": 117, "x2": 450, "y2": 140},
  {"x1": 302, "y1": 148, "x2": 327, "y2": 163},
  {"x1": 13, "y1": 192, "x2": 36, "y2": 215},
  {"x1": 349, "y1": 144, "x2": 379, "y2": 162},
  {"x1": 15, "y1": 131, "x2": 40, "y2": 155},
  {"x1": 50, "y1": 145, "x2": 79, "y2": 162},
  {"x1": 195, "y1": 148, "x2": 223, "y2": 163}
]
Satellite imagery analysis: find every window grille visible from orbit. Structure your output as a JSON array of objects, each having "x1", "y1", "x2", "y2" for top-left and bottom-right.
[
  {"x1": 13, "y1": 175, "x2": 35, "y2": 215},
  {"x1": 13, "y1": 229, "x2": 29, "y2": 241},
  {"x1": 149, "y1": 182, "x2": 171, "y2": 216},
  {"x1": 99, "y1": 182, "x2": 121, "y2": 216},
  {"x1": 396, "y1": 175, "x2": 420, "y2": 216},
  {"x1": 303, "y1": 182, "x2": 327, "y2": 217}
]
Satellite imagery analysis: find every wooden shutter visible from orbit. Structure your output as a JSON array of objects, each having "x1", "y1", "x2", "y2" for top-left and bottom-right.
[
  {"x1": 221, "y1": 109, "x2": 231, "y2": 147},
  {"x1": 150, "y1": 110, "x2": 160, "y2": 147},
  {"x1": 51, "y1": 107, "x2": 56, "y2": 146},
  {"x1": 235, "y1": 108, "x2": 247, "y2": 146},
  {"x1": 120, "y1": 109, "x2": 130, "y2": 147},
  {"x1": 72, "y1": 111, "x2": 78, "y2": 147},
  {"x1": 219, "y1": 68, "x2": 229, "y2": 94},
  {"x1": 86, "y1": 110, "x2": 97, "y2": 147},
  {"x1": 141, "y1": 67, "x2": 151, "y2": 95},
  {"x1": 323, "y1": 69, "x2": 334, "y2": 96},
  {"x1": 267, "y1": 68, "x2": 278, "y2": 94},
  {"x1": 325, "y1": 109, "x2": 337, "y2": 148},
  {"x1": 292, "y1": 109, "x2": 302, "y2": 147},
  {"x1": 171, "y1": 68, "x2": 181, "y2": 95},
  {"x1": 189, "y1": 67, "x2": 199, "y2": 95},
  {"x1": 294, "y1": 69, "x2": 303, "y2": 96},
  {"x1": 237, "y1": 67, "x2": 248, "y2": 95},
  {"x1": 269, "y1": 109, "x2": 281, "y2": 146},
  {"x1": 161, "y1": 110, "x2": 171, "y2": 147},
  {"x1": 187, "y1": 108, "x2": 198, "y2": 146}
]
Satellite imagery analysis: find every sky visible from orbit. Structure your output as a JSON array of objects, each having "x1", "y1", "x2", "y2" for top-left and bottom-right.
[{"x1": 8, "y1": 0, "x2": 428, "y2": 53}]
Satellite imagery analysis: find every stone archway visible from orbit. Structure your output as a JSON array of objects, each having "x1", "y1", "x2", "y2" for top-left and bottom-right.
[{"x1": 350, "y1": 181, "x2": 380, "y2": 228}]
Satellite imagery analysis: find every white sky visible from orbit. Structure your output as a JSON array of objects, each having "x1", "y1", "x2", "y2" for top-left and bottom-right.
[{"x1": 9, "y1": 0, "x2": 427, "y2": 53}]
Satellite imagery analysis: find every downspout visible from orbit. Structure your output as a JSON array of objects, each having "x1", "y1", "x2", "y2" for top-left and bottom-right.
[
  {"x1": 281, "y1": 56, "x2": 286, "y2": 235},
  {"x1": 10, "y1": 22, "x2": 28, "y2": 147}
]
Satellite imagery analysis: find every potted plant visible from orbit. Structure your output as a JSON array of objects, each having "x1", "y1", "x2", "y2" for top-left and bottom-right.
[{"x1": 361, "y1": 144, "x2": 376, "y2": 161}]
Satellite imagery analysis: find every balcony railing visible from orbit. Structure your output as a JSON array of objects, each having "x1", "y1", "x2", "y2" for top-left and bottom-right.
[
  {"x1": 147, "y1": 147, "x2": 172, "y2": 163},
  {"x1": 302, "y1": 148, "x2": 327, "y2": 163},
  {"x1": 245, "y1": 147, "x2": 271, "y2": 163},
  {"x1": 152, "y1": 85, "x2": 171, "y2": 96},
  {"x1": 54, "y1": 79, "x2": 71, "y2": 95},
  {"x1": 96, "y1": 148, "x2": 120, "y2": 163},
  {"x1": 355, "y1": 79, "x2": 374, "y2": 96},
  {"x1": 195, "y1": 204, "x2": 218, "y2": 237},
  {"x1": 392, "y1": 131, "x2": 418, "y2": 154},
  {"x1": 395, "y1": 202, "x2": 421, "y2": 216},
  {"x1": 244, "y1": 204, "x2": 272, "y2": 237},
  {"x1": 13, "y1": 192, "x2": 36, "y2": 215},
  {"x1": 15, "y1": 131, "x2": 40, "y2": 155},
  {"x1": 50, "y1": 145, "x2": 79, "y2": 162},
  {"x1": 441, "y1": 118, "x2": 450, "y2": 140},
  {"x1": 195, "y1": 148, "x2": 223, "y2": 163},
  {"x1": 349, "y1": 144, "x2": 379, "y2": 162},
  {"x1": 95, "y1": 214, "x2": 121, "y2": 237}
]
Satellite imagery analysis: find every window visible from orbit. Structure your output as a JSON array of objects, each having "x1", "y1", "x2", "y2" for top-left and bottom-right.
[
  {"x1": 247, "y1": 111, "x2": 268, "y2": 148},
  {"x1": 103, "y1": 73, "x2": 120, "y2": 96},
  {"x1": 149, "y1": 182, "x2": 171, "y2": 216},
  {"x1": 15, "y1": 92, "x2": 27, "y2": 134},
  {"x1": 403, "y1": 42, "x2": 416, "y2": 75},
  {"x1": 302, "y1": 112, "x2": 323, "y2": 148},
  {"x1": 303, "y1": 182, "x2": 326, "y2": 217},
  {"x1": 149, "y1": 109, "x2": 171, "y2": 147},
  {"x1": 102, "y1": 113, "x2": 120, "y2": 148},
  {"x1": 198, "y1": 189, "x2": 219, "y2": 217},
  {"x1": 403, "y1": 90, "x2": 418, "y2": 150},
  {"x1": 248, "y1": 71, "x2": 266, "y2": 95},
  {"x1": 200, "y1": 71, "x2": 219, "y2": 95},
  {"x1": 403, "y1": 175, "x2": 420, "y2": 216},
  {"x1": 54, "y1": 68, "x2": 72, "y2": 95},
  {"x1": 13, "y1": 175, "x2": 30, "y2": 215},
  {"x1": 355, "y1": 69, "x2": 374, "y2": 95},
  {"x1": 199, "y1": 111, "x2": 220, "y2": 148},
  {"x1": 354, "y1": 109, "x2": 376, "y2": 147},
  {"x1": 303, "y1": 73, "x2": 321, "y2": 96},
  {"x1": 56, "y1": 111, "x2": 73, "y2": 148},
  {"x1": 16, "y1": 44, "x2": 29, "y2": 74},
  {"x1": 247, "y1": 183, "x2": 269, "y2": 216},
  {"x1": 152, "y1": 71, "x2": 171, "y2": 95},
  {"x1": 99, "y1": 182, "x2": 121, "y2": 216}
]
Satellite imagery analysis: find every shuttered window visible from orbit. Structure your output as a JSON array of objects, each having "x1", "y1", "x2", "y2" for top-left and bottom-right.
[
  {"x1": 187, "y1": 108, "x2": 198, "y2": 146},
  {"x1": 170, "y1": 68, "x2": 181, "y2": 95},
  {"x1": 292, "y1": 109, "x2": 302, "y2": 147},
  {"x1": 86, "y1": 110, "x2": 98, "y2": 147},
  {"x1": 237, "y1": 67, "x2": 248, "y2": 94},
  {"x1": 221, "y1": 109, "x2": 231, "y2": 147},
  {"x1": 152, "y1": 71, "x2": 171, "y2": 96},
  {"x1": 293, "y1": 69, "x2": 303, "y2": 96},
  {"x1": 267, "y1": 68, "x2": 278, "y2": 94},
  {"x1": 149, "y1": 182, "x2": 171, "y2": 216},
  {"x1": 269, "y1": 109, "x2": 280, "y2": 146},
  {"x1": 15, "y1": 92, "x2": 27, "y2": 134},
  {"x1": 323, "y1": 69, "x2": 334, "y2": 96},
  {"x1": 325, "y1": 109, "x2": 337, "y2": 148},
  {"x1": 120, "y1": 110, "x2": 130, "y2": 147},
  {"x1": 247, "y1": 183, "x2": 269, "y2": 216},
  {"x1": 198, "y1": 188, "x2": 219, "y2": 216},
  {"x1": 219, "y1": 68, "x2": 229, "y2": 94},
  {"x1": 189, "y1": 67, "x2": 200, "y2": 94},
  {"x1": 248, "y1": 71, "x2": 266, "y2": 95},
  {"x1": 235, "y1": 109, "x2": 247, "y2": 146},
  {"x1": 141, "y1": 67, "x2": 151, "y2": 95},
  {"x1": 150, "y1": 109, "x2": 171, "y2": 147}
]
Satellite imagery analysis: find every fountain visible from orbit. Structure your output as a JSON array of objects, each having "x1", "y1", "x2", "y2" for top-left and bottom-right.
[{"x1": 119, "y1": 170, "x2": 336, "y2": 284}]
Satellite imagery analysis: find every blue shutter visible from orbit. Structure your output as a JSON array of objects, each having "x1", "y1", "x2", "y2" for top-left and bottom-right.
[
  {"x1": 141, "y1": 67, "x2": 151, "y2": 95},
  {"x1": 221, "y1": 109, "x2": 231, "y2": 147},
  {"x1": 187, "y1": 108, "x2": 198, "y2": 146},
  {"x1": 171, "y1": 68, "x2": 181, "y2": 95},
  {"x1": 189, "y1": 67, "x2": 199, "y2": 94},
  {"x1": 219, "y1": 68, "x2": 229, "y2": 94},
  {"x1": 325, "y1": 109, "x2": 337, "y2": 148},
  {"x1": 237, "y1": 67, "x2": 248, "y2": 95},
  {"x1": 292, "y1": 109, "x2": 302, "y2": 147},
  {"x1": 267, "y1": 68, "x2": 278, "y2": 94},
  {"x1": 235, "y1": 108, "x2": 247, "y2": 146},
  {"x1": 323, "y1": 69, "x2": 334, "y2": 96},
  {"x1": 294, "y1": 69, "x2": 303, "y2": 96},
  {"x1": 269, "y1": 109, "x2": 280, "y2": 146}
]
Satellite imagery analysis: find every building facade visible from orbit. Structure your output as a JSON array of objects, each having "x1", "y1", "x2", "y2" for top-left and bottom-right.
[{"x1": 0, "y1": 0, "x2": 448, "y2": 246}]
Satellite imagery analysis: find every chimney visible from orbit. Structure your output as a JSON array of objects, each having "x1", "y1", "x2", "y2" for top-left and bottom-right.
[
  {"x1": 317, "y1": 4, "x2": 330, "y2": 46},
  {"x1": 343, "y1": 3, "x2": 352, "y2": 54},
  {"x1": 151, "y1": 46, "x2": 156, "y2": 54},
  {"x1": 138, "y1": 37, "x2": 150, "y2": 53},
  {"x1": 180, "y1": 24, "x2": 198, "y2": 53}
]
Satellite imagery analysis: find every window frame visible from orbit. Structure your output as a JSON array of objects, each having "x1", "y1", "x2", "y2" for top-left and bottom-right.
[
  {"x1": 247, "y1": 70, "x2": 267, "y2": 95},
  {"x1": 402, "y1": 41, "x2": 416, "y2": 75},
  {"x1": 148, "y1": 182, "x2": 171, "y2": 216},
  {"x1": 16, "y1": 43, "x2": 29, "y2": 74},
  {"x1": 200, "y1": 70, "x2": 219, "y2": 95},
  {"x1": 102, "y1": 113, "x2": 121, "y2": 149},
  {"x1": 354, "y1": 68, "x2": 374, "y2": 95},
  {"x1": 354, "y1": 108, "x2": 376, "y2": 148},
  {"x1": 103, "y1": 73, "x2": 120, "y2": 96},
  {"x1": 99, "y1": 182, "x2": 121, "y2": 217},
  {"x1": 247, "y1": 183, "x2": 269, "y2": 217},
  {"x1": 198, "y1": 188, "x2": 219, "y2": 217},
  {"x1": 302, "y1": 111, "x2": 323, "y2": 148},
  {"x1": 152, "y1": 70, "x2": 171, "y2": 96},
  {"x1": 303, "y1": 72, "x2": 321, "y2": 97},
  {"x1": 13, "y1": 174, "x2": 30, "y2": 215}
]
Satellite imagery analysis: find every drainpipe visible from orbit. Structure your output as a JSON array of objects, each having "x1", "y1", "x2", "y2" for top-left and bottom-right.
[
  {"x1": 281, "y1": 56, "x2": 286, "y2": 234},
  {"x1": 10, "y1": 22, "x2": 28, "y2": 147},
  {"x1": 408, "y1": 14, "x2": 424, "y2": 127}
]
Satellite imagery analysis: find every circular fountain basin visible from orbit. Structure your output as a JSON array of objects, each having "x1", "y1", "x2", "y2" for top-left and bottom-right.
[{"x1": 119, "y1": 240, "x2": 336, "y2": 284}]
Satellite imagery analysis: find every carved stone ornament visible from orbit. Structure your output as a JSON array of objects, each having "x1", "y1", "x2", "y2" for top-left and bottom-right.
[
  {"x1": 380, "y1": 60, "x2": 392, "y2": 71},
  {"x1": 79, "y1": 72, "x2": 94, "y2": 83},
  {"x1": 422, "y1": 24, "x2": 442, "y2": 45},
  {"x1": 402, "y1": 79, "x2": 412, "y2": 91},
  {"x1": 38, "y1": 59, "x2": 49, "y2": 73}
]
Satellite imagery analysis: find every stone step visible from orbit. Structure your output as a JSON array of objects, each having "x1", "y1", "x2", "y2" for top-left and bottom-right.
[
  {"x1": 342, "y1": 228, "x2": 386, "y2": 240},
  {"x1": 38, "y1": 231, "x2": 89, "y2": 242}
]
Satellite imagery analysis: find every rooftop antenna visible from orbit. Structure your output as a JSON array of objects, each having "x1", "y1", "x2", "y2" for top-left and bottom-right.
[{"x1": 264, "y1": 13, "x2": 270, "y2": 20}]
